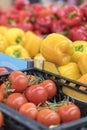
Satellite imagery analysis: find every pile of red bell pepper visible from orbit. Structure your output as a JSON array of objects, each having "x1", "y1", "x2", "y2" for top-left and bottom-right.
[{"x1": 0, "y1": 0, "x2": 87, "y2": 41}]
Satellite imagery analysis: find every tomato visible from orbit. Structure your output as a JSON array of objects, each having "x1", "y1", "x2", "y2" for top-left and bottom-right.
[
  {"x1": 9, "y1": 70, "x2": 25, "y2": 80},
  {"x1": 9, "y1": 71, "x2": 28, "y2": 92},
  {"x1": 0, "y1": 82, "x2": 7, "y2": 98},
  {"x1": 0, "y1": 67, "x2": 8, "y2": 73},
  {"x1": 0, "y1": 112, "x2": 4, "y2": 128},
  {"x1": 0, "y1": 91, "x2": 4, "y2": 102},
  {"x1": 58, "y1": 103, "x2": 81, "y2": 123},
  {"x1": 19, "y1": 102, "x2": 38, "y2": 120},
  {"x1": 36, "y1": 108, "x2": 60, "y2": 126},
  {"x1": 0, "y1": 81, "x2": 15, "y2": 98},
  {"x1": 41, "y1": 80, "x2": 57, "y2": 99},
  {"x1": 5, "y1": 93, "x2": 28, "y2": 110},
  {"x1": 25, "y1": 84, "x2": 48, "y2": 105}
]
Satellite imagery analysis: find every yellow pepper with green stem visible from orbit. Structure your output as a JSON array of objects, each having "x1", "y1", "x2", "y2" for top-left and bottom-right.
[
  {"x1": 5, "y1": 28, "x2": 25, "y2": 46},
  {"x1": 71, "y1": 41, "x2": 87, "y2": 63},
  {"x1": 40, "y1": 33, "x2": 74, "y2": 66},
  {"x1": 58, "y1": 62, "x2": 81, "y2": 80},
  {"x1": 5, "y1": 45, "x2": 30, "y2": 59}
]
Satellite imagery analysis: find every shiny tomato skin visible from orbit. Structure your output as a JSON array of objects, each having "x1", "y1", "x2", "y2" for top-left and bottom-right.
[
  {"x1": 0, "y1": 91, "x2": 4, "y2": 102},
  {"x1": 0, "y1": 67, "x2": 8, "y2": 73},
  {"x1": 19, "y1": 102, "x2": 38, "y2": 120},
  {"x1": 5, "y1": 93, "x2": 28, "y2": 110},
  {"x1": 0, "y1": 82, "x2": 6, "y2": 98},
  {"x1": 25, "y1": 84, "x2": 48, "y2": 105},
  {"x1": 0, "y1": 112, "x2": 4, "y2": 128},
  {"x1": 58, "y1": 103, "x2": 81, "y2": 123},
  {"x1": 9, "y1": 71, "x2": 28, "y2": 92},
  {"x1": 9, "y1": 70, "x2": 24, "y2": 79},
  {"x1": 41, "y1": 80, "x2": 57, "y2": 99},
  {"x1": 36, "y1": 108, "x2": 61, "y2": 126}
]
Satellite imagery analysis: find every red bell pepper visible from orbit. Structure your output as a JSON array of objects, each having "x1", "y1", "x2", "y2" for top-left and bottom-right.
[
  {"x1": 7, "y1": 7, "x2": 19, "y2": 22},
  {"x1": 34, "y1": 22, "x2": 50, "y2": 34},
  {"x1": 17, "y1": 22, "x2": 34, "y2": 32},
  {"x1": 57, "y1": 5, "x2": 83, "y2": 27},
  {"x1": 69, "y1": 26, "x2": 87, "y2": 41},
  {"x1": 14, "y1": 0, "x2": 30, "y2": 10},
  {"x1": 80, "y1": 2, "x2": 87, "y2": 17},
  {"x1": 48, "y1": 3, "x2": 59, "y2": 15},
  {"x1": 51, "y1": 20, "x2": 69, "y2": 34},
  {"x1": 19, "y1": 10, "x2": 33, "y2": 23}
]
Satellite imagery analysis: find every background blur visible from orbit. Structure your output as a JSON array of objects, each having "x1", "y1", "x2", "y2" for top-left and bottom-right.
[{"x1": 0, "y1": 0, "x2": 86, "y2": 10}]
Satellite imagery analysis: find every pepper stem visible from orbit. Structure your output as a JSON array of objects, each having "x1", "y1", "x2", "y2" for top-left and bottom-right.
[
  {"x1": 13, "y1": 50, "x2": 21, "y2": 58},
  {"x1": 60, "y1": 30, "x2": 70, "y2": 36},
  {"x1": 16, "y1": 37, "x2": 22, "y2": 44},
  {"x1": 68, "y1": 11, "x2": 77, "y2": 19},
  {"x1": 75, "y1": 45, "x2": 84, "y2": 52}
]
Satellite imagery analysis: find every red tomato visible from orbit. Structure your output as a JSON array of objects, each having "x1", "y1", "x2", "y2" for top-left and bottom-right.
[
  {"x1": 9, "y1": 70, "x2": 25, "y2": 80},
  {"x1": 36, "y1": 108, "x2": 60, "y2": 126},
  {"x1": 9, "y1": 71, "x2": 28, "y2": 92},
  {"x1": 0, "y1": 91, "x2": 4, "y2": 102},
  {"x1": 0, "y1": 82, "x2": 6, "y2": 98},
  {"x1": 5, "y1": 93, "x2": 28, "y2": 110},
  {"x1": 0, "y1": 81, "x2": 14, "y2": 98},
  {"x1": 41, "y1": 80, "x2": 57, "y2": 99},
  {"x1": 19, "y1": 102, "x2": 38, "y2": 120},
  {"x1": 58, "y1": 103, "x2": 81, "y2": 123},
  {"x1": 0, "y1": 112, "x2": 4, "y2": 128},
  {"x1": 25, "y1": 84, "x2": 48, "y2": 105},
  {"x1": 0, "y1": 68, "x2": 8, "y2": 73}
]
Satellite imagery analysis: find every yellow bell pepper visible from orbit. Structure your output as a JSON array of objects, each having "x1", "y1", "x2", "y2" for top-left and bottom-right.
[
  {"x1": 5, "y1": 28, "x2": 25, "y2": 46},
  {"x1": 71, "y1": 41, "x2": 87, "y2": 62},
  {"x1": 40, "y1": 33, "x2": 74, "y2": 66},
  {"x1": 5, "y1": 45, "x2": 30, "y2": 59},
  {"x1": 0, "y1": 26, "x2": 8, "y2": 35},
  {"x1": 58, "y1": 62, "x2": 81, "y2": 80},
  {"x1": 23, "y1": 31, "x2": 43, "y2": 58},
  {"x1": 77, "y1": 73, "x2": 87, "y2": 91},
  {"x1": 78, "y1": 52, "x2": 87, "y2": 74},
  {"x1": 0, "y1": 34, "x2": 8, "y2": 52}
]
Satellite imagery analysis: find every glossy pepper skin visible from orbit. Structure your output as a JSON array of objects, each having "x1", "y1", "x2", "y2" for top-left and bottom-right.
[
  {"x1": 5, "y1": 28, "x2": 25, "y2": 46},
  {"x1": 80, "y1": 2, "x2": 87, "y2": 17},
  {"x1": 78, "y1": 52, "x2": 87, "y2": 75},
  {"x1": 57, "y1": 5, "x2": 83, "y2": 27},
  {"x1": 58, "y1": 62, "x2": 81, "y2": 80},
  {"x1": 71, "y1": 41, "x2": 87, "y2": 62},
  {"x1": 69, "y1": 26, "x2": 87, "y2": 41},
  {"x1": 23, "y1": 31, "x2": 43, "y2": 58},
  {"x1": 51, "y1": 20, "x2": 69, "y2": 34},
  {"x1": 0, "y1": 26, "x2": 8, "y2": 35},
  {"x1": 40, "y1": 33, "x2": 74, "y2": 66},
  {"x1": 5, "y1": 45, "x2": 30, "y2": 59},
  {"x1": 0, "y1": 34, "x2": 8, "y2": 52}
]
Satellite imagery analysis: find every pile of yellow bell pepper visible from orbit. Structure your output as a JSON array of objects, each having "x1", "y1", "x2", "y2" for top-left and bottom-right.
[
  {"x1": 40, "y1": 33, "x2": 87, "y2": 81},
  {"x1": 1, "y1": 25, "x2": 87, "y2": 83},
  {"x1": 0, "y1": 26, "x2": 42, "y2": 59}
]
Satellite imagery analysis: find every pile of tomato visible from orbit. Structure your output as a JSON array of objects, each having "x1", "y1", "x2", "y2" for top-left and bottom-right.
[{"x1": 0, "y1": 69, "x2": 81, "y2": 128}]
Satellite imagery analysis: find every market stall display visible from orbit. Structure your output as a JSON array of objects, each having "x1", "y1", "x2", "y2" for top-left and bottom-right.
[
  {"x1": 0, "y1": 68, "x2": 87, "y2": 130},
  {"x1": 0, "y1": 0, "x2": 87, "y2": 130}
]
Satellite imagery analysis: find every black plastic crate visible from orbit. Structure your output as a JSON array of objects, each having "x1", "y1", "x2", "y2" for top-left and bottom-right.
[
  {"x1": 0, "y1": 67, "x2": 87, "y2": 130},
  {"x1": 0, "y1": 102, "x2": 48, "y2": 130}
]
